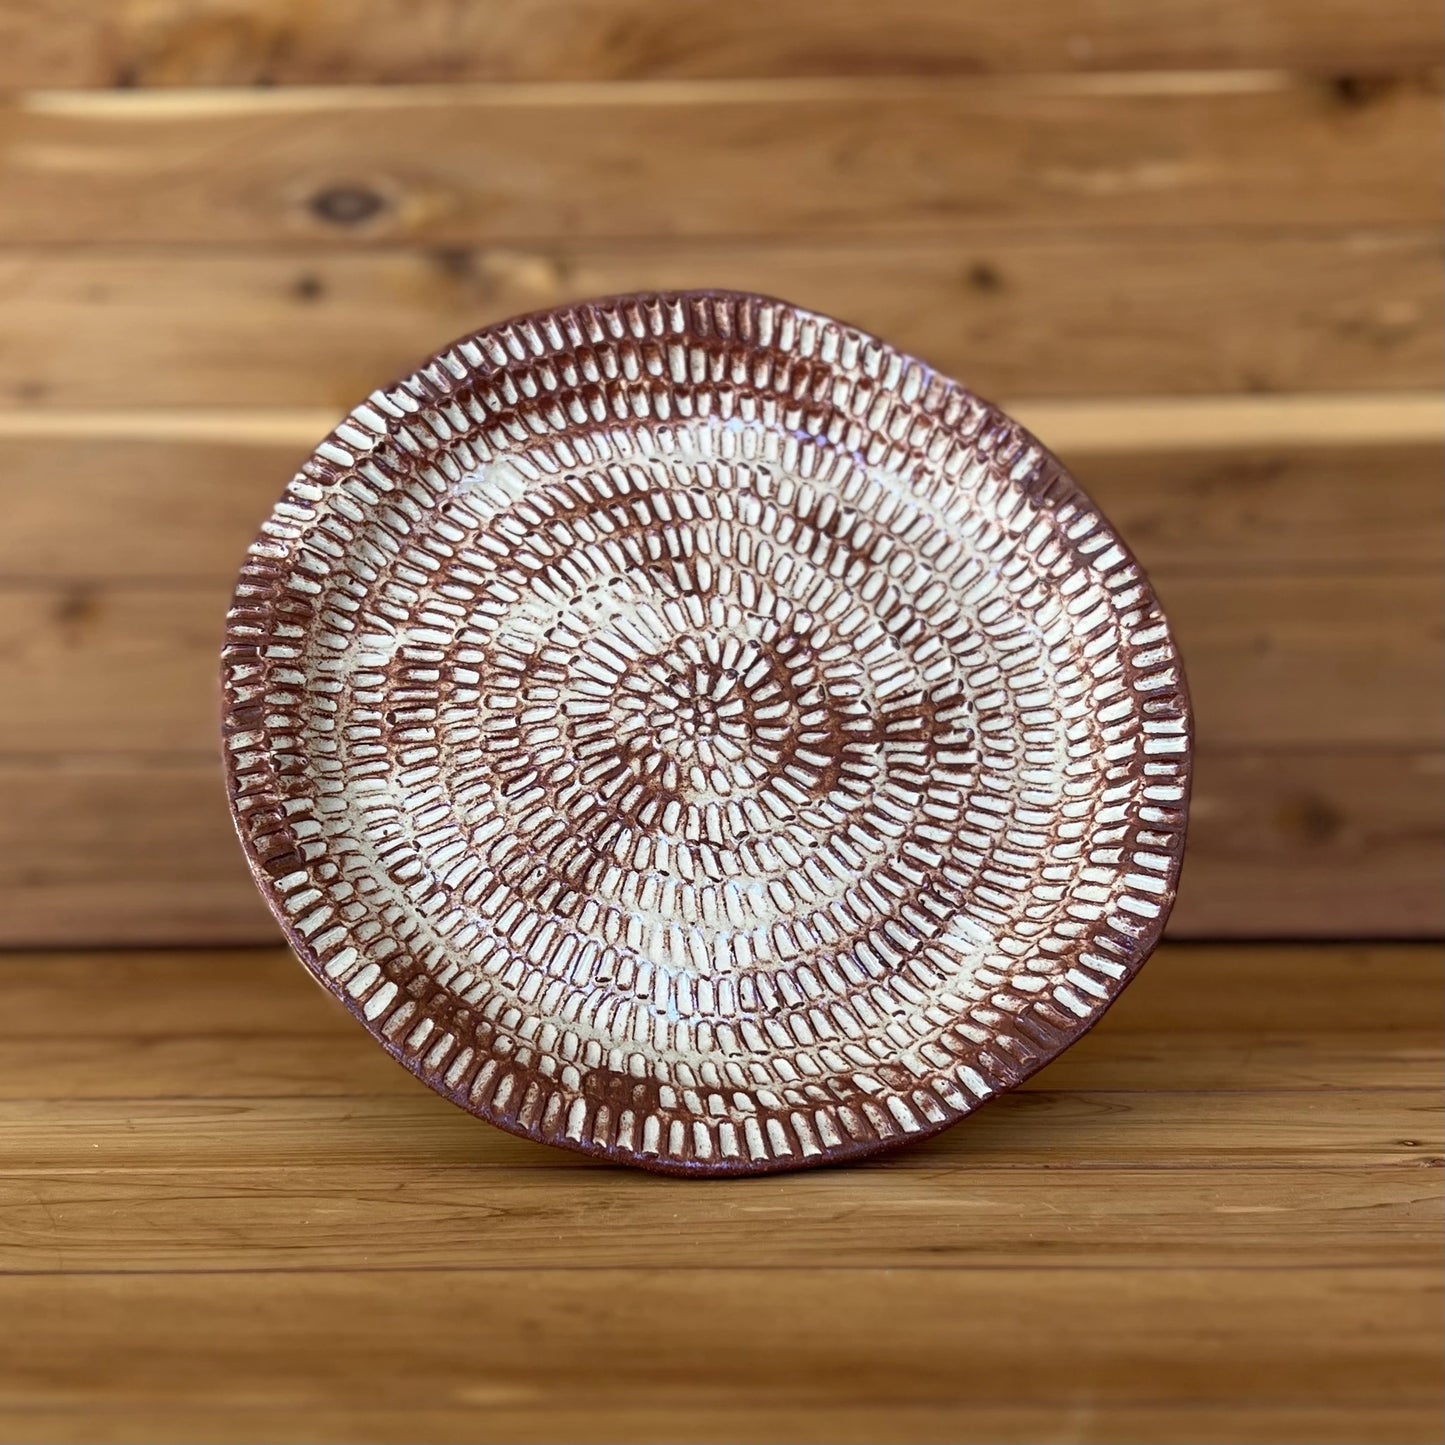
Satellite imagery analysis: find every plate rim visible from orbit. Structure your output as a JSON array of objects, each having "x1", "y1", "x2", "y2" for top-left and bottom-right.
[{"x1": 221, "y1": 287, "x2": 1194, "y2": 1177}]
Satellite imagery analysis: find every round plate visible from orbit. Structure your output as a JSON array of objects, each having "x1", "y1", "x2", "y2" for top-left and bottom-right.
[{"x1": 223, "y1": 291, "x2": 1191, "y2": 1176}]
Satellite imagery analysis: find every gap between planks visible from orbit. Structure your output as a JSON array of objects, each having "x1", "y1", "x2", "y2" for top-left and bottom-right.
[{"x1": 16, "y1": 70, "x2": 1317, "y2": 117}]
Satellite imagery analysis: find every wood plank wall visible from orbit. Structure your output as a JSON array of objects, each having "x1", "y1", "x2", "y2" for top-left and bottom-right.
[{"x1": 0, "y1": 1, "x2": 1439, "y2": 947}]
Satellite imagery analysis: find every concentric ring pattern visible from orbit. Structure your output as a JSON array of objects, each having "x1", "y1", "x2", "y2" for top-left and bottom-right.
[{"x1": 223, "y1": 291, "x2": 1191, "y2": 1175}]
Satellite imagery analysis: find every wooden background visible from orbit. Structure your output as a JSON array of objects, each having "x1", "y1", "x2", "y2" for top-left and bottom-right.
[
  {"x1": 0, "y1": 4, "x2": 1441, "y2": 947},
  {"x1": 0, "y1": 3, "x2": 1441, "y2": 1443}
]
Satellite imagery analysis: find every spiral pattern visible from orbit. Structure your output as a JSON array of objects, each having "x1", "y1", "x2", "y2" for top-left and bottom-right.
[{"x1": 223, "y1": 292, "x2": 1190, "y2": 1175}]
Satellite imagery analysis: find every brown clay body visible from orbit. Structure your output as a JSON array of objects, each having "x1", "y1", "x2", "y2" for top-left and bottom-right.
[{"x1": 223, "y1": 291, "x2": 1191, "y2": 1175}]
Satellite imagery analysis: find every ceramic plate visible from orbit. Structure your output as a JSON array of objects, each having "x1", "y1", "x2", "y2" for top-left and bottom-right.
[{"x1": 223, "y1": 291, "x2": 1191, "y2": 1175}]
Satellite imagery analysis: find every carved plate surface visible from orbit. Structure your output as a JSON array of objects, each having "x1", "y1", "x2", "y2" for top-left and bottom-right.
[{"x1": 223, "y1": 291, "x2": 1191, "y2": 1175}]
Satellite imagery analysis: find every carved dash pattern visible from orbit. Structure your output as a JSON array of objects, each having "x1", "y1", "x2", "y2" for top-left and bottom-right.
[{"x1": 222, "y1": 291, "x2": 1191, "y2": 1175}]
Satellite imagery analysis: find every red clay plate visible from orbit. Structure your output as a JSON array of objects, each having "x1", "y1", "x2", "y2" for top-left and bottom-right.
[{"x1": 222, "y1": 291, "x2": 1192, "y2": 1176}]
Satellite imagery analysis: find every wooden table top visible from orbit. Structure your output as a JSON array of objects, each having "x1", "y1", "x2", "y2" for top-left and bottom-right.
[{"x1": 0, "y1": 942, "x2": 1439, "y2": 1443}]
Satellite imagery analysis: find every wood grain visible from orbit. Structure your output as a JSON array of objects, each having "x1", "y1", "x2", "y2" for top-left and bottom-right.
[
  {"x1": 3, "y1": 1089, "x2": 1437, "y2": 1173},
  {"x1": 1, "y1": 232, "x2": 1438, "y2": 409},
  {"x1": 2, "y1": 407, "x2": 1439, "y2": 947},
  {"x1": 1163, "y1": 573, "x2": 1443, "y2": 748},
  {"x1": 1, "y1": 572, "x2": 1436, "y2": 754},
  {"x1": 2, "y1": 748, "x2": 1438, "y2": 946},
  {"x1": 0, "y1": 945, "x2": 1437, "y2": 1098},
  {"x1": 0, "y1": 0, "x2": 1438, "y2": 1433},
  {"x1": 1181, "y1": 749, "x2": 1444, "y2": 937},
  {"x1": 4, "y1": 436, "x2": 1440, "y2": 582},
  {"x1": 0, "y1": 759, "x2": 265, "y2": 947},
  {"x1": 0, "y1": 1166, "x2": 1434, "y2": 1272},
  {"x1": 1, "y1": 942, "x2": 1435, "y2": 1441},
  {"x1": 2, "y1": 944, "x2": 1433, "y2": 1039},
  {"x1": 4, "y1": 1024, "x2": 1431, "y2": 1099},
  {"x1": 0, "y1": 1269, "x2": 1437, "y2": 1407},
  {"x1": 1, "y1": 0, "x2": 1438, "y2": 87},
  {"x1": 6, "y1": 1404, "x2": 1440, "y2": 1445},
  {"x1": 2, "y1": 75, "x2": 1438, "y2": 246}
]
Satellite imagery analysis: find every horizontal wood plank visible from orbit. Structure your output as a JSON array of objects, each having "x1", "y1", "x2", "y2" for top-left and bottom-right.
[
  {"x1": 0, "y1": 1166, "x2": 1435, "y2": 1272},
  {"x1": 1164, "y1": 573, "x2": 1442, "y2": 748},
  {"x1": 0, "y1": 1269, "x2": 1437, "y2": 1410},
  {"x1": 2, "y1": 1089, "x2": 1436, "y2": 1173},
  {"x1": 1, "y1": 573, "x2": 1436, "y2": 754},
  {"x1": 2, "y1": 1024, "x2": 1431, "y2": 1099},
  {"x1": 1, "y1": 76, "x2": 1437, "y2": 245},
  {"x1": 1, "y1": 0, "x2": 1439, "y2": 88},
  {"x1": 0, "y1": 233, "x2": 1438, "y2": 409},
  {"x1": 1, "y1": 748, "x2": 1438, "y2": 946},
  {"x1": 4, "y1": 426, "x2": 1430, "y2": 944},
  {"x1": 3, "y1": 435, "x2": 1440, "y2": 583},
  {"x1": 1, "y1": 944, "x2": 1435, "y2": 1441},
  {"x1": 2, "y1": 945, "x2": 1434, "y2": 1039},
  {"x1": 0, "y1": 945, "x2": 1437, "y2": 1095},
  {"x1": 1085, "y1": 442, "x2": 1445, "y2": 571},
  {"x1": 3, "y1": 1404, "x2": 1440, "y2": 1445},
  {"x1": 1178, "y1": 749, "x2": 1444, "y2": 937},
  {"x1": 2, "y1": 1000, "x2": 1436, "y2": 1100}
]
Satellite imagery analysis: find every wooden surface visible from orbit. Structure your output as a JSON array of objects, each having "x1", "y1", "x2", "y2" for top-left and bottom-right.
[
  {"x1": 0, "y1": 943, "x2": 1439, "y2": 1444},
  {"x1": 3, "y1": 234, "x2": 1439, "y2": 406},
  {"x1": 0, "y1": 421, "x2": 1437, "y2": 945},
  {"x1": 1, "y1": 0, "x2": 1438, "y2": 86},
  {"x1": 0, "y1": 3, "x2": 1441, "y2": 1441},
  {"x1": 0, "y1": 13, "x2": 1439, "y2": 944},
  {"x1": 3, "y1": 76, "x2": 1440, "y2": 246}
]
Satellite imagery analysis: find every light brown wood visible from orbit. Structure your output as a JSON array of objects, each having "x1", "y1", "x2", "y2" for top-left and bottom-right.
[
  {"x1": 2, "y1": 748, "x2": 1438, "y2": 946},
  {"x1": 1, "y1": 0, "x2": 1439, "y2": 87},
  {"x1": 0, "y1": 759, "x2": 269, "y2": 947},
  {"x1": 1077, "y1": 442, "x2": 1445, "y2": 570},
  {"x1": 4, "y1": 436, "x2": 1440, "y2": 582},
  {"x1": 5, "y1": 1404, "x2": 1441, "y2": 1445},
  {"x1": 0, "y1": 1269, "x2": 1437, "y2": 1408},
  {"x1": 1, "y1": 572, "x2": 1435, "y2": 755},
  {"x1": 1, "y1": 75, "x2": 1438, "y2": 245},
  {"x1": 1, "y1": 945, "x2": 1436, "y2": 1097},
  {"x1": 9, "y1": 426, "x2": 1431, "y2": 943},
  {"x1": 4, "y1": 1023, "x2": 1432, "y2": 1098},
  {"x1": 0, "y1": 586, "x2": 228, "y2": 755},
  {"x1": 1164, "y1": 573, "x2": 1443, "y2": 748},
  {"x1": 3, "y1": 1089, "x2": 1436, "y2": 1172},
  {"x1": 2, "y1": 401, "x2": 1433, "y2": 947},
  {"x1": 1, "y1": 943, "x2": 1435, "y2": 1442},
  {"x1": 0, "y1": 1166, "x2": 1434, "y2": 1271},
  {"x1": 2, "y1": 556, "x2": 1438, "y2": 945},
  {"x1": 1013, "y1": 392, "x2": 1445, "y2": 451},
  {"x1": 1177, "y1": 749, "x2": 1444, "y2": 937},
  {"x1": 2, "y1": 944, "x2": 1433, "y2": 1039},
  {"x1": 0, "y1": 233, "x2": 1438, "y2": 408}
]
